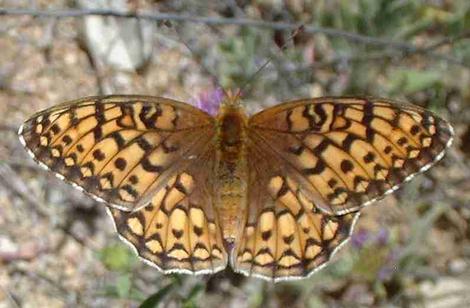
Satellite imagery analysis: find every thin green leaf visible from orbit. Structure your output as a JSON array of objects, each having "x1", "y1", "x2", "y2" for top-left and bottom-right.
[
  {"x1": 182, "y1": 284, "x2": 204, "y2": 308},
  {"x1": 116, "y1": 274, "x2": 132, "y2": 299},
  {"x1": 139, "y1": 284, "x2": 175, "y2": 308}
]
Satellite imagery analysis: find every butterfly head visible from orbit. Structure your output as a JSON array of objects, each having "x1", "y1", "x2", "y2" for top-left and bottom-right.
[
  {"x1": 217, "y1": 89, "x2": 248, "y2": 121},
  {"x1": 224, "y1": 88, "x2": 242, "y2": 106},
  {"x1": 215, "y1": 89, "x2": 248, "y2": 145}
]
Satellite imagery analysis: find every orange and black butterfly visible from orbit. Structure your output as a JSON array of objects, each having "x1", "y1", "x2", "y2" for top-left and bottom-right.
[{"x1": 18, "y1": 93, "x2": 453, "y2": 282}]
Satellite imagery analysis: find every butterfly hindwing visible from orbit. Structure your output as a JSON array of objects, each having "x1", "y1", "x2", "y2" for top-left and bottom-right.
[
  {"x1": 108, "y1": 146, "x2": 228, "y2": 274},
  {"x1": 248, "y1": 97, "x2": 453, "y2": 215},
  {"x1": 19, "y1": 95, "x2": 215, "y2": 211},
  {"x1": 231, "y1": 135, "x2": 359, "y2": 281}
]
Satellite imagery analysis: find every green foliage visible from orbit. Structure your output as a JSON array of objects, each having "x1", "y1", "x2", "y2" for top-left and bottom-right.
[
  {"x1": 96, "y1": 243, "x2": 146, "y2": 301},
  {"x1": 217, "y1": 27, "x2": 264, "y2": 88},
  {"x1": 97, "y1": 250, "x2": 201, "y2": 308},
  {"x1": 98, "y1": 243, "x2": 137, "y2": 272},
  {"x1": 139, "y1": 283, "x2": 175, "y2": 308},
  {"x1": 326, "y1": 253, "x2": 355, "y2": 278},
  {"x1": 100, "y1": 272, "x2": 146, "y2": 301},
  {"x1": 388, "y1": 68, "x2": 441, "y2": 95},
  {"x1": 353, "y1": 245, "x2": 392, "y2": 282},
  {"x1": 317, "y1": 0, "x2": 419, "y2": 37},
  {"x1": 182, "y1": 283, "x2": 205, "y2": 308}
]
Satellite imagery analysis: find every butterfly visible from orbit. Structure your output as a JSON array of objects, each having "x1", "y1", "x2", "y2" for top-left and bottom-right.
[{"x1": 18, "y1": 94, "x2": 453, "y2": 282}]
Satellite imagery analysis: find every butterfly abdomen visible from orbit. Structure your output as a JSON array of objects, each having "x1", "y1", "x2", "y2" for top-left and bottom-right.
[{"x1": 215, "y1": 104, "x2": 249, "y2": 247}]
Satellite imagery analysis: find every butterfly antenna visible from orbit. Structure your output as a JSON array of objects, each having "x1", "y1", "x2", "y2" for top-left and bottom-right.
[
  {"x1": 238, "y1": 25, "x2": 305, "y2": 98},
  {"x1": 173, "y1": 24, "x2": 230, "y2": 99}
]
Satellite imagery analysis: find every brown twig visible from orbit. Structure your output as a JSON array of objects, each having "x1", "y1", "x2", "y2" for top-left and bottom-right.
[
  {"x1": 424, "y1": 30, "x2": 470, "y2": 51},
  {"x1": 0, "y1": 285, "x2": 21, "y2": 308},
  {"x1": 0, "y1": 8, "x2": 467, "y2": 67}
]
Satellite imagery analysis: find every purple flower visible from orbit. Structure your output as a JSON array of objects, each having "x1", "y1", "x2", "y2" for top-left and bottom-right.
[
  {"x1": 191, "y1": 87, "x2": 225, "y2": 116},
  {"x1": 351, "y1": 229, "x2": 370, "y2": 249},
  {"x1": 377, "y1": 265, "x2": 395, "y2": 281},
  {"x1": 375, "y1": 228, "x2": 389, "y2": 246},
  {"x1": 378, "y1": 248, "x2": 401, "y2": 281}
]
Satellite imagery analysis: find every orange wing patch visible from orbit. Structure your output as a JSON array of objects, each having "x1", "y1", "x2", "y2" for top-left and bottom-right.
[
  {"x1": 19, "y1": 95, "x2": 215, "y2": 211},
  {"x1": 233, "y1": 175, "x2": 359, "y2": 281},
  {"x1": 234, "y1": 132, "x2": 360, "y2": 281},
  {"x1": 108, "y1": 173, "x2": 227, "y2": 274},
  {"x1": 107, "y1": 142, "x2": 228, "y2": 274},
  {"x1": 249, "y1": 97, "x2": 453, "y2": 214}
]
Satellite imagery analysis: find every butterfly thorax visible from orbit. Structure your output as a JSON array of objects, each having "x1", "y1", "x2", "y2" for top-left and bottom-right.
[{"x1": 215, "y1": 101, "x2": 248, "y2": 250}]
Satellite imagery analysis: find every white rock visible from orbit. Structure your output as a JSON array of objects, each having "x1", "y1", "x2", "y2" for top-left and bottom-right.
[
  {"x1": 78, "y1": 0, "x2": 155, "y2": 71},
  {"x1": 420, "y1": 277, "x2": 470, "y2": 307},
  {"x1": 448, "y1": 259, "x2": 468, "y2": 275}
]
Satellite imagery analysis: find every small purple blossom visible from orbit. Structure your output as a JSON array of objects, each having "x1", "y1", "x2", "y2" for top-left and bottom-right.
[
  {"x1": 377, "y1": 264, "x2": 395, "y2": 281},
  {"x1": 191, "y1": 87, "x2": 225, "y2": 116},
  {"x1": 377, "y1": 248, "x2": 401, "y2": 281},
  {"x1": 352, "y1": 228, "x2": 391, "y2": 250},
  {"x1": 375, "y1": 228, "x2": 389, "y2": 246},
  {"x1": 351, "y1": 229, "x2": 370, "y2": 249}
]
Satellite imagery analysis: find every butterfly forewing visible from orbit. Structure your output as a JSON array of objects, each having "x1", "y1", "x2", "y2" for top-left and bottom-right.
[
  {"x1": 248, "y1": 97, "x2": 454, "y2": 215},
  {"x1": 107, "y1": 145, "x2": 228, "y2": 274},
  {"x1": 19, "y1": 95, "x2": 215, "y2": 211}
]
